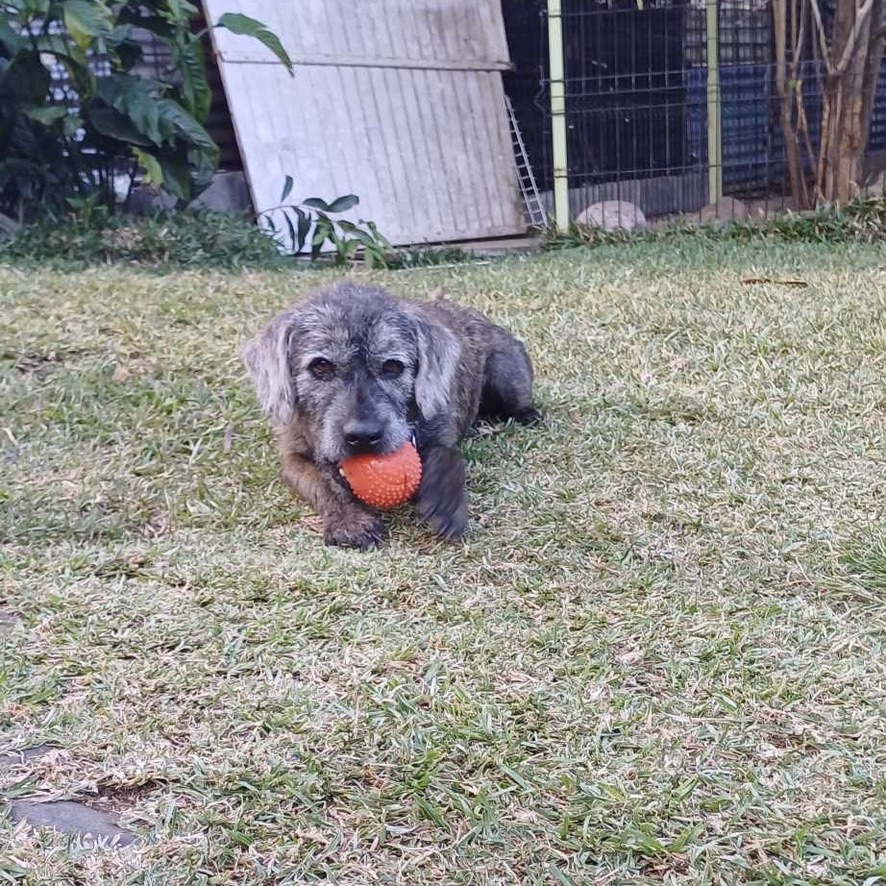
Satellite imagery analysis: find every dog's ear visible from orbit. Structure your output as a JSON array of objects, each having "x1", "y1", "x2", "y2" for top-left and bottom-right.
[
  {"x1": 412, "y1": 315, "x2": 461, "y2": 420},
  {"x1": 241, "y1": 310, "x2": 298, "y2": 425}
]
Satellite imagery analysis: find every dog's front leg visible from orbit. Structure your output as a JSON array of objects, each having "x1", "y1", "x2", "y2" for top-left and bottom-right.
[
  {"x1": 415, "y1": 446, "x2": 469, "y2": 541},
  {"x1": 281, "y1": 451, "x2": 383, "y2": 549}
]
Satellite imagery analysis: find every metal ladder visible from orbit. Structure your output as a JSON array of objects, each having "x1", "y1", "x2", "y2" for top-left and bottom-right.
[{"x1": 506, "y1": 95, "x2": 547, "y2": 228}]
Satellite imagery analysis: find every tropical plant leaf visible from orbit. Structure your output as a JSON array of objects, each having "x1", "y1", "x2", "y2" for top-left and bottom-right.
[
  {"x1": 87, "y1": 105, "x2": 154, "y2": 147},
  {"x1": 4, "y1": 54, "x2": 52, "y2": 106},
  {"x1": 301, "y1": 197, "x2": 331, "y2": 212},
  {"x1": 279, "y1": 174, "x2": 294, "y2": 203},
  {"x1": 96, "y1": 75, "x2": 163, "y2": 145},
  {"x1": 34, "y1": 32, "x2": 88, "y2": 65},
  {"x1": 295, "y1": 207, "x2": 311, "y2": 250},
  {"x1": 280, "y1": 208, "x2": 296, "y2": 252},
  {"x1": 62, "y1": 113, "x2": 84, "y2": 137},
  {"x1": 132, "y1": 147, "x2": 164, "y2": 187},
  {"x1": 179, "y1": 40, "x2": 212, "y2": 124},
  {"x1": 24, "y1": 106, "x2": 68, "y2": 125},
  {"x1": 216, "y1": 13, "x2": 293, "y2": 74},
  {"x1": 154, "y1": 99, "x2": 211, "y2": 147},
  {"x1": 6, "y1": 0, "x2": 50, "y2": 17},
  {"x1": 164, "y1": 0, "x2": 200, "y2": 27},
  {"x1": 326, "y1": 194, "x2": 359, "y2": 213},
  {"x1": 0, "y1": 18, "x2": 25, "y2": 54},
  {"x1": 156, "y1": 156, "x2": 191, "y2": 200},
  {"x1": 62, "y1": 0, "x2": 114, "y2": 51}
]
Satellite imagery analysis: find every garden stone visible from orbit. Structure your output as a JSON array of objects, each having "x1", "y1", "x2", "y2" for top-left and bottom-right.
[
  {"x1": 699, "y1": 196, "x2": 749, "y2": 224},
  {"x1": 576, "y1": 200, "x2": 647, "y2": 231},
  {"x1": 189, "y1": 171, "x2": 251, "y2": 214},
  {"x1": 0, "y1": 743, "x2": 53, "y2": 771},
  {"x1": 10, "y1": 800, "x2": 139, "y2": 847}
]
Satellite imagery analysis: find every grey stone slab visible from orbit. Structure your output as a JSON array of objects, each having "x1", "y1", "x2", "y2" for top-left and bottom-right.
[
  {"x1": 9, "y1": 800, "x2": 139, "y2": 847},
  {"x1": 0, "y1": 743, "x2": 54, "y2": 772}
]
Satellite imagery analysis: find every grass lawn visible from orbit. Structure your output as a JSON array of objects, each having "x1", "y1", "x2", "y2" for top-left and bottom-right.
[{"x1": 2, "y1": 239, "x2": 886, "y2": 884}]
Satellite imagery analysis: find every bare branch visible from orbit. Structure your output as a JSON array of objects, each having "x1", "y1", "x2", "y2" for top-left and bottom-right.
[
  {"x1": 808, "y1": 0, "x2": 836, "y2": 73},
  {"x1": 835, "y1": 0, "x2": 876, "y2": 75}
]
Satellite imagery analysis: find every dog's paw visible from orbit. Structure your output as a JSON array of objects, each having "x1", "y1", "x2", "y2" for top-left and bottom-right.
[
  {"x1": 415, "y1": 446, "x2": 469, "y2": 541},
  {"x1": 513, "y1": 405, "x2": 543, "y2": 427},
  {"x1": 323, "y1": 509, "x2": 384, "y2": 550}
]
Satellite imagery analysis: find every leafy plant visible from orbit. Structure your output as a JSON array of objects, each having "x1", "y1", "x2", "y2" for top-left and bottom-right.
[
  {"x1": 0, "y1": 206, "x2": 283, "y2": 270},
  {"x1": 0, "y1": 0, "x2": 293, "y2": 221},
  {"x1": 259, "y1": 175, "x2": 395, "y2": 267}
]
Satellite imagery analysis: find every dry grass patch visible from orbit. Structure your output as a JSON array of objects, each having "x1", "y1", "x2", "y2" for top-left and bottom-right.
[{"x1": 2, "y1": 240, "x2": 886, "y2": 884}]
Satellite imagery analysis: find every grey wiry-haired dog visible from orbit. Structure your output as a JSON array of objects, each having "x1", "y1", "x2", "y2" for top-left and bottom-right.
[{"x1": 242, "y1": 283, "x2": 540, "y2": 549}]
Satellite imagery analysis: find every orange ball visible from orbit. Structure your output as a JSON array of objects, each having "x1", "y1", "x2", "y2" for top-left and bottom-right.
[{"x1": 340, "y1": 442, "x2": 422, "y2": 510}]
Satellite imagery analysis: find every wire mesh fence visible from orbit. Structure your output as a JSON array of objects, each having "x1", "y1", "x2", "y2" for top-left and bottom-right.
[{"x1": 503, "y1": 0, "x2": 886, "y2": 228}]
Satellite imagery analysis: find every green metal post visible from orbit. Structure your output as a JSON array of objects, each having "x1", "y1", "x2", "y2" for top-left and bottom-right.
[
  {"x1": 706, "y1": 0, "x2": 722, "y2": 204},
  {"x1": 547, "y1": 0, "x2": 569, "y2": 230}
]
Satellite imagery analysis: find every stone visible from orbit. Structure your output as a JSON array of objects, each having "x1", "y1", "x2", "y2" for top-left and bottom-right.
[
  {"x1": 10, "y1": 800, "x2": 138, "y2": 847},
  {"x1": 124, "y1": 184, "x2": 178, "y2": 216},
  {"x1": 0, "y1": 743, "x2": 53, "y2": 771},
  {"x1": 189, "y1": 171, "x2": 252, "y2": 214},
  {"x1": 698, "y1": 196, "x2": 749, "y2": 224},
  {"x1": 575, "y1": 200, "x2": 647, "y2": 232}
]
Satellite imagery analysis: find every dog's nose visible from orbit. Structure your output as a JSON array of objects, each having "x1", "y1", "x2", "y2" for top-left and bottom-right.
[{"x1": 343, "y1": 419, "x2": 385, "y2": 454}]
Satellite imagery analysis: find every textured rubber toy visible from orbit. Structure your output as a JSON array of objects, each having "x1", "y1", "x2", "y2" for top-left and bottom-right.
[{"x1": 340, "y1": 442, "x2": 422, "y2": 509}]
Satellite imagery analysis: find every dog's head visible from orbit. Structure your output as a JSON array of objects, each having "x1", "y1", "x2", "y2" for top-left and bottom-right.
[{"x1": 241, "y1": 284, "x2": 460, "y2": 464}]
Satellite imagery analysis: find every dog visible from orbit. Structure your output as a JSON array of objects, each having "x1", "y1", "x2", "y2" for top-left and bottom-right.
[{"x1": 241, "y1": 282, "x2": 540, "y2": 549}]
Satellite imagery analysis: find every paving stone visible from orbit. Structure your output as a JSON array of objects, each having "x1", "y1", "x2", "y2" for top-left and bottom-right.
[
  {"x1": 9, "y1": 800, "x2": 139, "y2": 847},
  {"x1": 0, "y1": 743, "x2": 54, "y2": 772}
]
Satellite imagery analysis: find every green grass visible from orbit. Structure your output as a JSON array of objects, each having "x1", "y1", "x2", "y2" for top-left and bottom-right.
[{"x1": 2, "y1": 239, "x2": 886, "y2": 885}]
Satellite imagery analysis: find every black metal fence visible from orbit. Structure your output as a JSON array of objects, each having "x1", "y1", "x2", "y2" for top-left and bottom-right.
[{"x1": 502, "y1": 0, "x2": 886, "y2": 225}]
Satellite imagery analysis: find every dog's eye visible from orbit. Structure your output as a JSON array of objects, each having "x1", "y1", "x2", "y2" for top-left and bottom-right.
[
  {"x1": 308, "y1": 358, "x2": 335, "y2": 379},
  {"x1": 380, "y1": 359, "x2": 404, "y2": 378}
]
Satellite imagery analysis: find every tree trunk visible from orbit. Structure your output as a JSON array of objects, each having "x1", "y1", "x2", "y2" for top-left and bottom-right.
[
  {"x1": 773, "y1": 0, "x2": 814, "y2": 207},
  {"x1": 817, "y1": 0, "x2": 885, "y2": 204}
]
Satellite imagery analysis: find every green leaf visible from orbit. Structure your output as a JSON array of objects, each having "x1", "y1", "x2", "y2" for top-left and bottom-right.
[
  {"x1": 280, "y1": 208, "x2": 296, "y2": 252},
  {"x1": 365, "y1": 220, "x2": 392, "y2": 250},
  {"x1": 34, "y1": 33, "x2": 88, "y2": 65},
  {"x1": 301, "y1": 197, "x2": 331, "y2": 212},
  {"x1": 132, "y1": 147, "x2": 164, "y2": 186},
  {"x1": 62, "y1": 113, "x2": 84, "y2": 137},
  {"x1": 294, "y1": 207, "x2": 310, "y2": 250},
  {"x1": 24, "y1": 106, "x2": 69, "y2": 125},
  {"x1": 0, "y1": 18, "x2": 25, "y2": 54},
  {"x1": 164, "y1": 0, "x2": 200, "y2": 27},
  {"x1": 3, "y1": 54, "x2": 52, "y2": 106},
  {"x1": 6, "y1": 0, "x2": 49, "y2": 17},
  {"x1": 87, "y1": 106, "x2": 155, "y2": 147},
  {"x1": 279, "y1": 174, "x2": 294, "y2": 204},
  {"x1": 156, "y1": 157, "x2": 191, "y2": 200},
  {"x1": 326, "y1": 194, "x2": 359, "y2": 214},
  {"x1": 155, "y1": 98, "x2": 218, "y2": 160},
  {"x1": 179, "y1": 40, "x2": 212, "y2": 123},
  {"x1": 216, "y1": 13, "x2": 293, "y2": 75},
  {"x1": 96, "y1": 76, "x2": 163, "y2": 145},
  {"x1": 63, "y1": 0, "x2": 114, "y2": 51}
]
